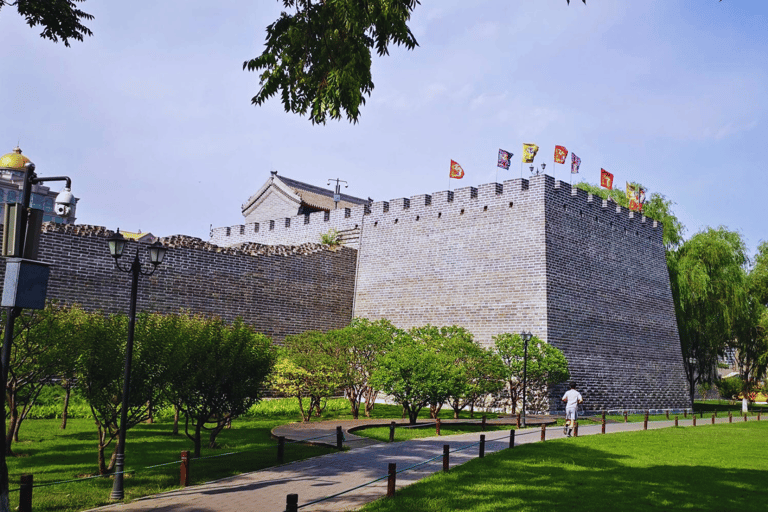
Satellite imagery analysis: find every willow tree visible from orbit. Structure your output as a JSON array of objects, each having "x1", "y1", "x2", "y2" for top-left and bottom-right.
[{"x1": 668, "y1": 227, "x2": 748, "y2": 403}]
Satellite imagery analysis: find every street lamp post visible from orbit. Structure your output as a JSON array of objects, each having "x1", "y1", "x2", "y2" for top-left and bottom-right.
[
  {"x1": 106, "y1": 230, "x2": 167, "y2": 500},
  {"x1": 520, "y1": 331, "x2": 533, "y2": 428}
]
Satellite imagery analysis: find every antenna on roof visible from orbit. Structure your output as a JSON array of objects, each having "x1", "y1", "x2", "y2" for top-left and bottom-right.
[{"x1": 327, "y1": 178, "x2": 348, "y2": 210}]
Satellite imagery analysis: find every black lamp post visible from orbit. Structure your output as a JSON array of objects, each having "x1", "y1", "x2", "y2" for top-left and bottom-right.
[
  {"x1": 520, "y1": 331, "x2": 533, "y2": 428},
  {"x1": 106, "y1": 230, "x2": 167, "y2": 500}
]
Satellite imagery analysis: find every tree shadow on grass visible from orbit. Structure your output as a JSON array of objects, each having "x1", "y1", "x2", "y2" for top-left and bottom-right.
[{"x1": 362, "y1": 441, "x2": 768, "y2": 512}]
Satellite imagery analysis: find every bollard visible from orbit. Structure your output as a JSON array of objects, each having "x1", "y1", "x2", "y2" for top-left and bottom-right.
[
  {"x1": 601, "y1": 416, "x2": 606, "y2": 434},
  {"x1": 482, "y1": 415, "x2": 487, "y2": 431},
  {"x1": 574, "y1": 421, "x2": 579, "y2": 437},
  {"x1": 277, "y1": 436, "x2": 285, "y2": 463},
  {"x1": 443, "y1": 444, "x2": 450, "y2": 472},
  {"x1": 712, "y1": 414, "x2": 715, "y2": 425},
  {"x1": 509, "y1": 429, "x2": 515, "y2": 449},
  {"x1": 285, "y1": 493, "x2": 299, "y2": 512},
  {"x1": 180, "y1": 450, "x2": 190, "y2": 487},
  {"x1": 674, "y1": 416, "x2": 678, "y2": 427},
  {"x1": 541, "y1": 424, "x2": 546, "y2": 441},
  {"x1": 19, "y1": 474, "x2": 33, "y2": 512},
  {"x1": 387, "y1": 463, "x2": 397, "y2": 497},
  {"x1": 693, "y1": 415, "x2": 696, "y2": 427},
  {"x1": 479, "y1": 435, "x2": 486, "y2": 458},
  {"x1": 436, "y1": 418, "x2": 441, "y2": 436},
  {"x1": 684, "y1": 410, "x2": 687, "y2": 419},
  {"x1": 624, "y1": 411, "x2": 628, "y2": 423},
  {"x1": 644, "y1": 415, "x2": 648, "y2": 430},
  {"x1": 666, "y1": 410, "x2": 669, "y2": 420},
  {"x1": 336, "y1": 426, "x2": 343, "y2": 449},
  {"x1": 729, "y1": 412, "x2": 733, "y2": 423},
  {"x1": 389, "y1": 421, "x2": 396, "y2": 442}
]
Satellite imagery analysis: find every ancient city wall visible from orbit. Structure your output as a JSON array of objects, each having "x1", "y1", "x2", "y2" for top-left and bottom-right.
[
  {"x1": 352, "y1": 175, "x2": 689, "y2": 411},
  {"x1": 0, "y1": 224, "x2": 357, "y2": 343},
  {"x1": 542, "y1": 177, "x2": 689, "y2": 410},
  {"x1": 210, "y1": 205, "x2": 363, "y2": 248}
]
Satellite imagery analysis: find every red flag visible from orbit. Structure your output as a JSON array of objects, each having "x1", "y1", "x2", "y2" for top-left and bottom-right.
[
  {"x1": 450, "y1": 160, "x2": 465, "y2": 179},
  {"x1": 554, "y1": 145, "x2": 568, "y2": 164},
  {"x1": 600, "y1": 168, "x2": 614, "y2": 189}
]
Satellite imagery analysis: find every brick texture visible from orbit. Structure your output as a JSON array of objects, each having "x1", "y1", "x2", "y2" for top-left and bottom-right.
[
  {"x1": 352, "y1": 175, "x2": 689, "y2": 411},
  {"x1": 0, "y1": 224, "x2": 356, "y2": 343}
]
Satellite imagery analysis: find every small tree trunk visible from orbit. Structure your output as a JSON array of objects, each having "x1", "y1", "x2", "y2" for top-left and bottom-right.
[
  {"x1": 208, "y1": 417, "x2": 230, "y2": 448},
  {"x1": 60, "y1": 382, "x2": 71, "y2": 430},
  {"x1": 6, "y1": 402, "x2": 19, "y2": 455},
  {"x1": 742, "y1": 397, "x2": 749, "y2": 414},
  {"x1": 146, "y1": 399, "x2": 154, "y2": 424},
  {"x1": 470, "y1": 402, "x2": 475, "y2": 419},
  {"x1": 193, "y1": 421, "x2": 203, "y2": 458},
  {"x1": 172, "y1": 404, "x2": 180, "y2": 435}
]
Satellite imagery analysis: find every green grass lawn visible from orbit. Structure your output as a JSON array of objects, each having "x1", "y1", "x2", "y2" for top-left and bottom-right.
[
  {"x1": 6, "y1": 416, "x2": 334, "y2": 512},
  {"x1": 4, "y1": 398, "x2": 497, "y2": 511},
  {"x1": 359, "y1": 422, "x2": 768, "y2": 512}
]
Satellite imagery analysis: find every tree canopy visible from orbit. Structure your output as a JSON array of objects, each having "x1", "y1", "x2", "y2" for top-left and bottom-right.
[{"x1": 0, "y1": 0, "x2": 93, "y2": 47}]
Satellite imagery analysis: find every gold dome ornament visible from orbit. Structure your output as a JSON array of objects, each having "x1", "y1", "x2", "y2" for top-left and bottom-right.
[{"x1": 0, "y1": 146, "x2": 33, "y2": 170}]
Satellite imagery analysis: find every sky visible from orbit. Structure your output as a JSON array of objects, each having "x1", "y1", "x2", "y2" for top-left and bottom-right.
[{"x1": 0, "y1": 0, "x2": 766, "y2": 256}]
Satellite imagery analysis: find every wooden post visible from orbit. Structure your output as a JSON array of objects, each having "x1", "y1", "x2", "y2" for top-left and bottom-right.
[
  {"x1": 387, "y1": 463, "x2": 397, "y2": 497},
  {"x1": 277, "y1": 436, "x2": 285, "y2": 463},
  {"x1": 624, "y1": 411, "x2": 628, "y2": 423},
  {"x1": 744, "y1": 414, "x2": 748, "y2": 422},
  {"x1": 509, "y1": 429, "x2": 515, "y2": 449},
  {"x1": 712, "y1": 414, "x2": 715, "y2": 425},
  {"x1": 574, "y1": 421, "x2": 579, "y2": 437},
  {"x1": 675, "y1": 416, "x2": 678, "y2": 427},
  {"x1": 436, "y1": 418, "x2": 441, "y2": 436},
  {"x1": 693, "y1": 415, "x2": 697, "y2": 427},
  {"x1": 601, "y1": 415, "x2": 606, "y2": 434},
  {"x1": 729, "y1": 412, "x2": 733, "y2": 423},
  {"x1": 180, "y1": 450, "x2": 190, "y2": 487},
  {"x1": 336, "y1": 426, "x2": 343, "y2": 449},
  {"x1": 19, "y1": 474, "x2": 33, "y2": 512},
  {"x1": 540, "y1": 424, "x2": 546, "y2": 441},
  {"x1": 479, "y1": 435, "x2": 486, "y2": 458},
  {"x1": 644, "y1": 413, "x2": 648, "y2": 430},
  {"x1": 666, "y1": 410, "x2": 669, "y2": 420},
  {"x1": 684, "y1": 410, "x2": 688, "y2": 419},
  {"x1": 758, "y1": 412, "x2": 761, "y2": 421},
  {"x1": 482, "y1": 415, "x2": 487, "y2": 431},
  {"x1": 389, "y1": 421, "x2": 396, "y2": 442},
  {"x1": 285, "y1": 493, "x2": 299, "y2": 512},
  {"x1": 443, "y1": 444, "x2": 450, "y2": 472}
]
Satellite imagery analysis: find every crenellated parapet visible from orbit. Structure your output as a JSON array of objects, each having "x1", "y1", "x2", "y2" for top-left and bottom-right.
[{"x1": 209, "y1": 174, "x2": 666, "y2": 251}]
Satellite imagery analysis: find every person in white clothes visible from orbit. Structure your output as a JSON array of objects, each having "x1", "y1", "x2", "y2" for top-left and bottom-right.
[{"x1": 561, "y1": 382, "x2": 583, "y2": 437}]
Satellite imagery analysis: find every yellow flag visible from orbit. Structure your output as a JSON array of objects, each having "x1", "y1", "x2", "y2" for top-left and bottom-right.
[{"x1": 522, "y1": 143, "x2": 539, "y2": 163}]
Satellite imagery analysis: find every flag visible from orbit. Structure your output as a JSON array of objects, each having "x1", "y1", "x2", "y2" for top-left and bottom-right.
[
  {"x1": 450, "y1": 160, "x2": 465, "y2": 179},
  {"x1": 600, "y1": 168, "x2": 614, "y2": 189},
  {"x1": 522, "y1": 143, "x2": 539, "y2": 163},
  {"x1": 554, "y1": 145, "x2": 568, "y2": 164},
  {"x1": 626, "y1": 182, "x2": 641, "y2": 211},
  {"x1": 571, "y1": 153, "x2": 581, "y2": 174},
  {"x1": 639, "y1": 187, "x2": 647, "y2": 210},
  {"x1": 497, "y1": 149, "x2": 513, "y2": 170}
]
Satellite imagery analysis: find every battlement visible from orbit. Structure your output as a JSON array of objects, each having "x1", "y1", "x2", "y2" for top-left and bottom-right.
[{"x1": 209, "y1": 174, "x2": 665, "y2": 249}]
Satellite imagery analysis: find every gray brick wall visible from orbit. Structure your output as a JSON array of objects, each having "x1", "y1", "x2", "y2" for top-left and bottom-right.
[
  {"x1": 352, "y1": 175, "x2": 689, "y2": 412},
  {"x1": 0, "y1": 224, "x2": 356, "y2": 343}
]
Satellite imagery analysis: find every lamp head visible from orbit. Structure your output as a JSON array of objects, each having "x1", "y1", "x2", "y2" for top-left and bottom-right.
[
  {"x1": 147, "y1": 241, "x2": 168, "y2": 266},
  {"x1": 107, "y1": 229, "x2": 127, "y2": 259}
]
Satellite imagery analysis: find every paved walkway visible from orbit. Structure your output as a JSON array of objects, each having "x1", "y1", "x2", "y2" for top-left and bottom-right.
[{"x1": 90, "y1": 415, "x2": 753, "y2": 512}]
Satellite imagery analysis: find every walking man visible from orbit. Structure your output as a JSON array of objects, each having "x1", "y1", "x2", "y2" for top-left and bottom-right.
[{"x1": 562, "y1": 382, "x2": 583, "y2": 437}]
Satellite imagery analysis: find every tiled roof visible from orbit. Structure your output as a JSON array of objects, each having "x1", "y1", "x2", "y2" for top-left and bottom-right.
[{"x1": 276, "y1": 175, "x2": 369, "y2": 211}]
